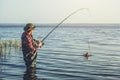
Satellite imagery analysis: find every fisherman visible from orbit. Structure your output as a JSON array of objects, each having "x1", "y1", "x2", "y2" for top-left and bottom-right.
[{"x1": 21, "y1": 23, "x2": 43, "y2": 71}]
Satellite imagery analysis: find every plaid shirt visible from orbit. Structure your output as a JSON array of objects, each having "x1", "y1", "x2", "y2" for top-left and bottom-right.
[{"x1": 21, "y1": 32, "x2": 38, "y2": 53}]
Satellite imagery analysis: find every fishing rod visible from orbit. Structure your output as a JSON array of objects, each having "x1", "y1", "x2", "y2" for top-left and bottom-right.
[{"x1": 41, "y1": 8, "x2": 89, "y2": 42}]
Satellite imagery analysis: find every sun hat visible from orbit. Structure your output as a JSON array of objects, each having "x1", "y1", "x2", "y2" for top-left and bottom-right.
[{"x1": 24, "y1": 23, "x2": 35, "y2": 31}]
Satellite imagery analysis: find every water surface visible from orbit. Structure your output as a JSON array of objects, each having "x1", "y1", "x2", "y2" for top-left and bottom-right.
[{"x1": 0, "y1": 24, "x2": 120, "y2": 80}]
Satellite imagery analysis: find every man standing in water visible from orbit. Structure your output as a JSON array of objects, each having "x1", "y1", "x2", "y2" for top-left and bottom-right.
[{"x1": 21, "y1": 23, "x2": 43, "y2": 71}]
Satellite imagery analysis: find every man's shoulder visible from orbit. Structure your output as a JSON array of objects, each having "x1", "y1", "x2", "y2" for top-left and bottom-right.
[
  {"x1": 22, "y1": 32, "x2": 28, "y2": 38},
  {"x1": 22, "y1": 32, "x2": 27, "y2": 36}
]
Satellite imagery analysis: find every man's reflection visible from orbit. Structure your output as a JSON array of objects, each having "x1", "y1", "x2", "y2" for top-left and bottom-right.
[
  {"x1": 23, "y1": 67, "x2": 37, "y2": 80},
  {"x1": 23, "y1": 67, "x2": 44, "y2": 80}
]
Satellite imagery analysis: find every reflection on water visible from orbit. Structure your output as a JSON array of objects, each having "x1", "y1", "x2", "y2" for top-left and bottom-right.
[
  {"x1": 0, "y1": 25, "x2": 120, "y2": 80},
  {"x1": 0, "y1": 43, "x2": 21, "y2": 73},
  {"x1": 23, "y1": 67, "x2": 44, "y2": 80},
  {"x1": 0, "y1": 46, "x2": 21, "y2": 60},
  {"x1": 23, "y1": 67, "x2": 37, "y2": 80}
]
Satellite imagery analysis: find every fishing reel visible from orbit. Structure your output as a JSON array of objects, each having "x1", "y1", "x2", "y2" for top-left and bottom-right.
[{"x1": 32, "y1": 40, "x2": 44, "y2": 48}]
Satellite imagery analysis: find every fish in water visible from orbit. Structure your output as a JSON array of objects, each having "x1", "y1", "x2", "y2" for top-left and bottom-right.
[{"x1": 84, "y1": 52, "x2": 91, "y2": 57}]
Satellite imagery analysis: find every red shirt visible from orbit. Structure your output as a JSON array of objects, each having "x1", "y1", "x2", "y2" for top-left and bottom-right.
[{"x1": 21, "y1": 32, "x2": 37, "y2": 53}]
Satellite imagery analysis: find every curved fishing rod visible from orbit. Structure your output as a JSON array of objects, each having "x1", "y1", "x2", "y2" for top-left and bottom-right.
[{"x1": 41, "y1": 8, "x2": 89, "y2": 42}]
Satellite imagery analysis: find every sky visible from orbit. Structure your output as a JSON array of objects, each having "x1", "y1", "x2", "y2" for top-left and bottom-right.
[{"x1": 0, "y1": 0, "x2": 120, "y2": 23}]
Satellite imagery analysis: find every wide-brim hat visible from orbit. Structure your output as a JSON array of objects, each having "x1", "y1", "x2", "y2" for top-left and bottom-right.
[{"x1": 24, "y1": 23, "x2": 35, "y2": 31}]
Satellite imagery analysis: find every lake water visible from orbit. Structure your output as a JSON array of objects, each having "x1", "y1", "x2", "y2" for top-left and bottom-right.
[{"x1": 0, "y1": 24, "x2": 120, "y2": 80}]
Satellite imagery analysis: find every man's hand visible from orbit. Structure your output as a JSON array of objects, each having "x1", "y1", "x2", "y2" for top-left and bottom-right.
[{"x1": 38, "y1": 41, "x2": 44, "y2": 47}]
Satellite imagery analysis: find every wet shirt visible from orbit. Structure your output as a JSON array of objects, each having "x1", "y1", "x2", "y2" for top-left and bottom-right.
[{"x1": 21, "y1": 32, "x2": 37, "y2": 53}]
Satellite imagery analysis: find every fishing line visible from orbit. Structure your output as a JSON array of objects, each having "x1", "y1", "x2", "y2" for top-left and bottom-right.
[
  {"x1": 87, "y1": 38, "x2": 91, "y2": 54},
  {"x1": 41, "y1": 8, "x2": 90, "y2": 42}
]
